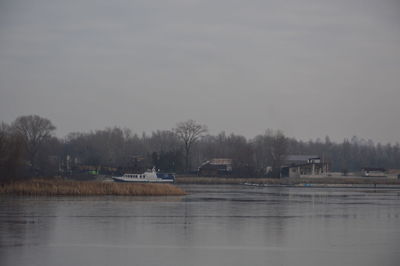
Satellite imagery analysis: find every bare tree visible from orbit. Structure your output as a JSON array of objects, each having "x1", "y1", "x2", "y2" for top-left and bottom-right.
[
  {"x1": 0, "y1": 123, "x2": 7, "y2": 160},
  {"x1": 12, "y1": 115, "x2": 56, "y2": 175},
  {"x1": 174, "y1": 120, "x2": 207, "y2": 172},
  {"x1": 253, "y1": 129, "x2": 288, "y2": 178},
  {"x1": 149, "y1": 130, "x2": 180, "y2": 153},
  {"x1": 269, "y1": 130, "x2": 288, "y2": 177},
  {"x1": 0, "y1": 123, "x2": 24, "y2": 181}
]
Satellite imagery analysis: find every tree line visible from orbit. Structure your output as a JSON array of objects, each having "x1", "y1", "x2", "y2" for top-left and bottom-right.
[{"x1": 1, "y1": 115, "x2": 400, "y2": 181}]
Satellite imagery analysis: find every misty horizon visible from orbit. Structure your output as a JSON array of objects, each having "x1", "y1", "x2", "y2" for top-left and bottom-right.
[{"x1": 1, "y1": 0, "x2": 400, "y2": 144}]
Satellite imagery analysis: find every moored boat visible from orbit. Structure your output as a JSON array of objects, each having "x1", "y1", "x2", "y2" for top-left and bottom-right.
[{"x1": 112, "y1": 168, "x2": 175, "y2": 183}]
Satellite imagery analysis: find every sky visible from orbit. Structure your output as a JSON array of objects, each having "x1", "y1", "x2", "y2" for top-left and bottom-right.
[{"x1": 1, "y1": 0, "x2": 400, "y2": 143}]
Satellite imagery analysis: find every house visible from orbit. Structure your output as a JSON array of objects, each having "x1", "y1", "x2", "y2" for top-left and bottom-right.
[
  {"x1": 281, "y1": 155, "x2": 328, "y2": 178},
  {"x1": 361, "y1": 167, "x2": 386, "y2": 177},
  {"x1": 198, "y1": 158, "x2": 233, "y2": 176}
]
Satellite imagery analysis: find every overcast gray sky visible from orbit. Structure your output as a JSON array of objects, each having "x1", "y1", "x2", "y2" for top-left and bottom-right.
[{"x1": 1, "y1": 0, "x2": 399, "y2": 143}]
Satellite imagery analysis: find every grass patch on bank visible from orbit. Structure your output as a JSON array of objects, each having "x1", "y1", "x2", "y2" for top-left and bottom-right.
[
  {"x1": 0, "y1": 179, "x2": 186, "y2": 196},
  {"x1": 176, "y1": 176, "x2": 400, "y2": 185}
]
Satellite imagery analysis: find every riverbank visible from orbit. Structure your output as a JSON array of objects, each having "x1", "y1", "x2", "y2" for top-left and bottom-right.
[
  {"x1": 0, "y1": 179, "x2": 186, "y2": 196},
  {"x1": 176, "y1": 176, "x2": 400, "y2": 186}
]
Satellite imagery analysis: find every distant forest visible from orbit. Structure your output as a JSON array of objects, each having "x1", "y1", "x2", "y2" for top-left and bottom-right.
[{"x1": 1, "y1": 115, "x2": 400, "y2": 180}]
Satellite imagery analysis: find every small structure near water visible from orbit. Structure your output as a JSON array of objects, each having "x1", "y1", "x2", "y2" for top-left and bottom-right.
[
  {"x1": 281, "y1": 155, "x2": 329, "y2": 178},
  {"x1": 198, "y1": 158, "x2": 233, "y2": 176},
  {"x1": 361, "y1": 167, "x2": 386, "y2": 177}
]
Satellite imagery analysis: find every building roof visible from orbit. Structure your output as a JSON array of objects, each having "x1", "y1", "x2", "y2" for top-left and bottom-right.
[
  {"x1": 209, "y1": 158, "x2": 232, "y2": 165},
  {"x1": 286, "y1": 155, "x2": 319, "y2": 162},
  {"x1": 199, "y1": 158, "x2": 232, "y2": 169},
  {"x1": 361, "y1": 167, "x2": 386, "y2": 172}
]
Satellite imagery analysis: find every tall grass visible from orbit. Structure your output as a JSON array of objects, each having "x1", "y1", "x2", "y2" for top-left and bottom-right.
[{"x1": 0, "y1": 179, "x2": 186, "y2": 196}]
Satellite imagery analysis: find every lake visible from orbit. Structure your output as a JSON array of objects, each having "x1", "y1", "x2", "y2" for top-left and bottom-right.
[{"x1": 1, "y1": 185, "x2": 399, "y2": 266}]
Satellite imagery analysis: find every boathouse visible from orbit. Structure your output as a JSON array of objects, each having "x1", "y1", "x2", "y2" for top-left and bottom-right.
[
  {"x1": 281, "y1": 155, "x2": 329, "y2": 178},
  {"x1": 198, "y1": 158, "x2": 233, "y2": 176},
  {"x1": 361, "y1": 167, "x2": 386, "y2": 177}
]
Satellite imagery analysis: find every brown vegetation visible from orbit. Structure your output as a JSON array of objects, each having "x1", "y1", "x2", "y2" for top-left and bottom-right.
[
  {"x1": 0, "y1": 179, "x2": 186, "y2": 196},
  {"x1": 176, "y1": 176, "x2": 400, "y2": 185}
]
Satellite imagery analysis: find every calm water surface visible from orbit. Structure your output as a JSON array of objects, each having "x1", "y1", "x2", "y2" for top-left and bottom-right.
[{"x1": 1, "y1": 185, "x2": 399, "y2": 266}]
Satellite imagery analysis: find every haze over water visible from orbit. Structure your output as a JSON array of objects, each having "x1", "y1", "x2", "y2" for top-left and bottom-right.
[
  {"x1": 1, "y1": 185, "x2": 399, "y2": 266},
  {"x1": 1, "y1": 0, "x2": 400, "y2": 143}
]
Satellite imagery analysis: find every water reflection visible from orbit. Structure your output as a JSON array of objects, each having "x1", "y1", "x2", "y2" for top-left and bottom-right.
[{"x1": 1, "y1": 185, "x2": 400, "y2": 266}]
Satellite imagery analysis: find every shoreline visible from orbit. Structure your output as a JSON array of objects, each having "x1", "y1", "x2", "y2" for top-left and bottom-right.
[
  {"x1": 2, "y1": 176, "x2": 400, "y2": 196},
  {"x1": 176, "y1": 176, "x2": 400, "y2": 186},
  {"x1": 241, "y1": 182, "x2": 400, "y2": 189},
  {"x1": 0, "y1": 179, "x2": 186, "y2": 196}
]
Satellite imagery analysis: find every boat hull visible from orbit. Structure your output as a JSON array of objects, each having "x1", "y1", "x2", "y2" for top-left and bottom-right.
[{"x1": 112, "y1": 177, "x2": 174, "y2": 183}]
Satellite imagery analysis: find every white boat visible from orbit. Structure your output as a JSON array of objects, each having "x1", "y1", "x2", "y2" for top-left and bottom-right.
[{"x1": 112, "y1": 168, "x2": 175, "y2": 183}]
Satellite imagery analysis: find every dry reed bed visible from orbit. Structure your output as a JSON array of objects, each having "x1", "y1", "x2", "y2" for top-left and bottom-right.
[
  {"x1": 0, "y1": 179, "x2": 186, "y2": 196},
  {"x1": 176, "y1": 176, "x2": 400, "y2": 185}
]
